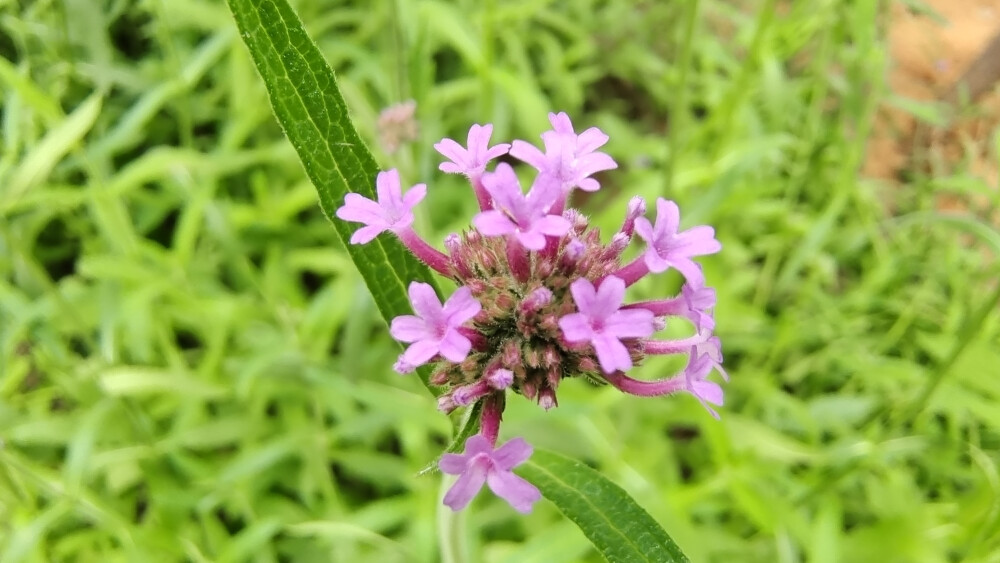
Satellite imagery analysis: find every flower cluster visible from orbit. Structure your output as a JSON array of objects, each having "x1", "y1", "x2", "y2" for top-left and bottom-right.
[{"x1": 336, "y1": 114, "x2": 725, "y2": 513}]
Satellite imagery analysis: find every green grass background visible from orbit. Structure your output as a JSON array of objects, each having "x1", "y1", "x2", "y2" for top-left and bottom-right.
[{"x1": 2, "y1": 0, "x2": 1000, "y2": 561}]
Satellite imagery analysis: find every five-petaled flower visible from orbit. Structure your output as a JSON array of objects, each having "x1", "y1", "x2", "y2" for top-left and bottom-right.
[
  {"x1": 440, "y1": 434, "x2": 541, "y2": 513},
  {"x1": 559, "y1": 276, "x2": 656, "y2": 374},
  {"x1": 390, "y1": 282, "x2": 481, "y2": 373},
  {"x1": 335, "y1": 112, "x2": 726, "y2": 514},
  {"x1": 472, "y1": 163, "x2": 572, "y2": 250},
  {"x1": 335, "y1": 169, "x2": 425, "y2": 244}
]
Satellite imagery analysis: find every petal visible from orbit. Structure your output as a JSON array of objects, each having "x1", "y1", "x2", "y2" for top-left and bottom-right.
[
  {"x1": 643, "y1": 246, "x2": 671, "y2": 273},
  {"x1": 439, "y1": 452, "x2": 468, "y2": 475},
  {"x1": 509, "y1": 140, "x2": 548, "y2": 171},
  {"x1": 434, "y1": 138, "x2": 468, "y2": 167},
  {"x1": 593, "y1": 276, "x2": 626, "y2": 319},
  {"x1": 605, "y1": 309, "x2": 656, "y2": 339},
  {"x1": 467, "y1": 123, "x2": 493, "y2": 153},
  {"x1": 408, "y1": 282, "x2": 444, "y2": 322},
  {"x1": 442, "y1": 456, "x2": 489, "y2": 511},
  {"x1": 376, "y1": 169, "x2": 403, "y2": 208},
  {"x1": 401, "y1": 339, "x2": 439, "y2": 367},
  {"x1": 389, "y1": 315, "x2": 430, "y2": 342},
  {"x1": 576, "y1": 126, "x2": 609, "y2": 153},
  {"x1": 558, "y1": 313, "x2": 593, "y2": 343},
  {"x1": 483, "y1": 143, "x2": 511, "y2": 161},
  {"x1": 593, "y1": 332, "x2": 632, "y2": 374},
  {"x1": 402, "y1": 183, "x2": 427, "y2": 208},
  {"x1": 633, "y1": 217, "x2": 655, "y2": 243},
  {"x1": 491, "y1": 437, "x2": 533, "y2": 470},
  {"x1": 691, "y1": 380, "x2": 724, "y2": 406},
  {"x1": 568, "y1": 278, "x2": 598, "y2": 315},
  {"x1": 442, "y1": 287, "x2": 481, "y2": 325},
  {"x1": 438, "y1": 329, "x2": 472, "y2": 363},
  {"x1": 516, "y1": 230, "x2": 547, "y2": 251},
  {"x1": 534, "y1": 215, "x2": 572, "y2": 237},
  {"x1": 548, "y1": 112, "x2": 574, "y2": 134},
  {"x1": 486, "y1": 469, "x2": 542, "y2": 514},
  {"x1": 463, "y1": 434, "x2": 494, "y2": 457},
  {"x1": 673, "y1": 259, "x2": 706, "y2": 285},
  {"x1": 473, "y1": 210, "x2": 516, "y2": 237},
  {"x1": 336, "y1": 193, "x2": 384, "y2": 223},
  {"x1": 349, "y1": 224, "x2": 387, "y2": 245},
  {"x1": 654, "y1": 198, "x2": 680, "y2": 236},
  {"x1": 575, "y1": 152, "x2": 618, "y2": 177}
]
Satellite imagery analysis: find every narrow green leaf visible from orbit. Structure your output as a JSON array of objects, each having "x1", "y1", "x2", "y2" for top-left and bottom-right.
[
  {"x1": 520, "y1": 449, "x2": 690, "y2": 563},
  {"x1": 226, "y1": 0, "x2": 440, "y2": 392}
]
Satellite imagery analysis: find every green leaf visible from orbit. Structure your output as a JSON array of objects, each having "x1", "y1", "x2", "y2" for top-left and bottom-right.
[
  {"x1": 226, "y1": 0, "x2": 440, "y2": 392},
  {"x1": 520, "y1": 449, "x2": 690, "y2": 563}
]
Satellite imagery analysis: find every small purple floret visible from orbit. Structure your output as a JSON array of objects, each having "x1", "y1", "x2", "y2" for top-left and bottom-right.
[
  {"x1": 559, "y1": 276, "x2": 655, "y2": 373},
  {"x1": 390, "y1": 283, "x2": 481, "y2": 371},
  {"x1": 634, "y1": 198, "x2": 722, "y2": 284},
  {"x1": 335, "y1": 169, "x2": 425, "y2": 244},
  {"x1": 472, "y1": 163, "x2": 571, "y2": 250},
  {"x1": 435, "y1": 123, "x2": 510, "y2": 178},
  {"x1": 440, "y1": 434, "x2": 541, "y2": 513}
]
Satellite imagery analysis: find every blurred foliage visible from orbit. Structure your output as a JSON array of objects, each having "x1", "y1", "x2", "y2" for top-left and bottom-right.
[{"x1": 1, "y1": 0, "x2": 999, "y2": 561}]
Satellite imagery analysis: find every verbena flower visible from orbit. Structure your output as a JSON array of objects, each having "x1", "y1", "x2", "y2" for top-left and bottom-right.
[
  {"x1": 440, "y1": 433, "x2": 541, "y2": 513},
  {"x1": 336, "y1": 113, "x2": 725, "y2": 514}
]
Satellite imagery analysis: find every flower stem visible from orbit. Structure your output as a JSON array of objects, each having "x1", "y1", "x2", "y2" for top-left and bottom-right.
[
  {"x1": 605, "y1": 370, "x2": 686, "y2": 397},
  {"x1": 398, "y1": 227, "x2": 452, "y2": 275},
  {"x1": 612, "y1": 256, "x2": 650, "y2": 287}
]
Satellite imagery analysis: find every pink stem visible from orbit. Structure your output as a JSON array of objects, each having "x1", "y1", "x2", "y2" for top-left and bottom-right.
[
  {"x1": 480, "y1": 394, "x2": 504, "y2": 446},
  {"x1": 397, "y1": 228, "x2": 452, "y2": 276},
  {"x1": 625, "y1": 297, "x2": 685, "y2": 316},
  {"x1": 611, "y1": 255, "x2": 650, "y2": 287},
  {"x1": 505, "y1": 237, "x2": 531, "y2": 283},
  {"x1": 644, "y1": 332, "x2": 709, "y2": 355},
  {"x1": 471, "y1": 174, "x2": 492, "y2": 211},
  {"x1": 604, "y1": 370, "x2": 686, "y2": 397}
]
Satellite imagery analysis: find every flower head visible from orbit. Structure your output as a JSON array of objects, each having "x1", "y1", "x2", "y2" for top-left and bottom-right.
[
  {"x1": 559, "y1": 276, "x2": 655, "y2": 373},
  {"x1": 334, "y1": 112, "x2": 728, "y2": 514},
  {"x1": 634, "y1": 198, "x2": 722, "y2": 283},
  {"x1": 440, "y1": 434, "x2": 541, "y2": 513},
  {"x1": 435, "y1": 123, "x2": 511, "y2": 178},
  {"x1": 336, "y1": 169, "x2": 425, "y2": 244},
  {"x1": 510, "y1": 112, "x2": 617, "y2": 193},
  {"x1": 390, "y1": 283, "x2": 481, "y2": 372},
  {"x1": 472, "y1": 163, "x2": 571, "y2": 250}
]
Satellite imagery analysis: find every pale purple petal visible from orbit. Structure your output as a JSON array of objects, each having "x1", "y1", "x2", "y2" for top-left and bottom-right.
[
  {"x1": 350, "y1": 225, "x2": 386, "y2": 245},
  {"x1": 438, "y1": 330, "x2": 472, "y2": 363},
  {"x1": 534, "y1": 215, "x2": 572, "y2": 236},
  {"x1": 439, "y1": 453, "x2": 467, "y2": 474},
  {"x1": 442, "y1": 287, "x2": 481, "y2": 324},
  {"x1": 516, "y1": 230, "x2": 547, "y2": 251},
  {"x1": 509, "y1": 140, "x2": 548, "y2": 170},
  {"x1": 593, "y1": 332, "x2": 633, "y2": 373},
  {"x1": 568, "y1": 278, "x2": 597, "y2": 314},
  {"x1": 491, "y1": 437, "x2": 533, "y2": 470},
  {"x1": 401, "y1": 340, "x2": 439, "y2": 366},
  {"x1": 604, "y1": 309, "x2": 656, "y2": 338},
  {"x1": 462, "y1": 434, "x2": 494, "y2": 457},
  {"x1": 558, "y1": 313, "x2": 593, "y2": 342},
  {"x1": 692, "y1": 380, "x2": 724, "y2": 406},
  {"x1": 434, "y1": 123, "x2": 509, "y2": 177},
  {"x1": 402, "y1": 183, "x2": 427, "y2": 208},
  {"x1": 408, "y1": 282, "x2": 443, "y2": 321},
  {"x1": 473, "y1": 210, "x2": 516, "y2": 236},
  {"x1": 548, "y1": 112, "x2": 574, "y2": 134},
  {"x1": 486, "y1": 470, "x2": 541, "y2": 514},
  {"x1": 654, "y1": 199, "x2": 680, "y2": 235},
  {"x1": 442, "y1": 455, "x2": 489, "y2": 511},
  {"x1": 593, "y1": 276, "x2": 627, "y2": 318},
  {"x1": 576, "y1": 127, "x2": 609, "y2": 153},
  {"x1": 389, "y1": 315, "x2": 431, "y2": 342}
]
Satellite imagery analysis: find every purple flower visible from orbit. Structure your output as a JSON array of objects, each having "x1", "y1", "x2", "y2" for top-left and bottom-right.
[
  {"x1": 335, "y1": 169, "x2": 426, "y2": 244},
  {"x1": 435, "y1": 123, "x2": 510, "y2": 178},
  {"x1": 390, "y1": 282, "x2": 481, "y2": 372},
  {"x1": 680, "y1": 349, "x2": 724, "y2": 418},
  {"x1": 440, "y1": 434, "x2": 541, "y2": 513},
  {"x1": 681, "y1": 279, "x2": 717, "y2": 332},
  {"x1": 472, "y1": 163, "x2": 571, "y2": 250},
  {"x1": 509, "y1": 112, "x2": 617, "y2": 192},
  {"x1": 634, "y1": 198, "x2": 722, "y2": 283},
  {"x1": 559, "y1": 276, "x2": 655, "y2": 373}
]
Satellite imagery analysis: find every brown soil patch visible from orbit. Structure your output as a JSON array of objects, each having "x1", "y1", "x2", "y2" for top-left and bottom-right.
[{"x1": 864, "y1": 0, "x2": 1000, "y2": 195}]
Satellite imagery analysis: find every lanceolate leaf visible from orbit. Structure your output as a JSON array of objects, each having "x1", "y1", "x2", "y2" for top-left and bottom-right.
[
  {"x1": 226, "y1": 0, "x2": 440, "y2": 393},
  {"x1": 520, "y1": 449, "x2": 691, "y2": 563}
]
